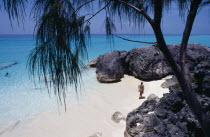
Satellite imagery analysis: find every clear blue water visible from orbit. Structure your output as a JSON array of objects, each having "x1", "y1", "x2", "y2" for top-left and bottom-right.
[{"x1": 0, "y1": 34, "x2": 210, "y2": 125}]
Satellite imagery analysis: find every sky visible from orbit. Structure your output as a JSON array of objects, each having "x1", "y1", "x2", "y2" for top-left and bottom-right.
[{"x1": 0, "y1": 2, "x2": 210, "y2": 35}]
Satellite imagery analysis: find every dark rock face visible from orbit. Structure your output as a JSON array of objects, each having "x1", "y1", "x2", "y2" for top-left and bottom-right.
[
  {"x1": 125, "y1": 89, "x2": 205, "y2": 137},
  {"x1": 95, "y1": 43, "x2": 210, "y2": 82},
  {"x1": 96, "y1": 50, "x2": 127, "y2": 83},
  {"x1": 125, "y1": 61, "x2": 210, "y2": 137},
  {"x1": 183, "y1": 43, "x2": 210, "y2": 70},
  {"x1": 194, "y1": 59, "x2": 210, "y2": 97},
  {"x1": 126, "y1": 46, "x2": 172, "y2": 80}
]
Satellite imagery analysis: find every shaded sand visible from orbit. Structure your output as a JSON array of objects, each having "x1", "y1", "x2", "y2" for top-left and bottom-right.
[{"x1": 1, "y1": 75, "x2": 170, "y2": 137}]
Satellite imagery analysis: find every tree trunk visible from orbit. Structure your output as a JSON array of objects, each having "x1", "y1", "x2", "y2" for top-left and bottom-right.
[
  {"x1": 151, "y1": 24, "x2": 210, "y2": 137},
  {"x1": 179, "y1": 0, "x2": 210, "y2": 136},
  {"x1": 149, "y1": 0, "x2": 210, "y2": 136}
]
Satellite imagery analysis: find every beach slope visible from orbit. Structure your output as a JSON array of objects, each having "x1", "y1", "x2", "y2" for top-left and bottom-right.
[{"x1": 1, "y1": 75, "x2": 169, "y2": 137}]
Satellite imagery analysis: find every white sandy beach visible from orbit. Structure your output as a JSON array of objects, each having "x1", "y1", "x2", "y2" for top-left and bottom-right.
[{"x1": 0, "y1": 74, "x2": 170, "y2": 137}]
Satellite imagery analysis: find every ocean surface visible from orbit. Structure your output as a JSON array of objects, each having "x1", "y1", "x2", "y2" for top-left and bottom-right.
[{"x1": 0, "y1": 34, "x2": 210, "y2": 125}]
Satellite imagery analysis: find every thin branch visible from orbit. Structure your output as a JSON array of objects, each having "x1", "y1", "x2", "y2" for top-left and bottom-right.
[
  {"x1": 113, "y1": 0, "x2": 142, "y2": 12},
  {"x1": 180, "y1": 0, "x2": 202, "y2": 66},
  {"x1": 115, "y1": 35, "x2": 157, "y2": 44},
  {"x1": 138, "y1": 1, "x2": 154, "y2": 25},
  {"x1": 84, "y1": 1, "x2": 111, "y2": 23},
  {"x1": 112, "y1": 0, "x2": 154, "y2": 25}
]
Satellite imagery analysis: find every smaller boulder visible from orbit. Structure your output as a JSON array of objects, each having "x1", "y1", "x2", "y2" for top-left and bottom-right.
[
  {"x1": 88, "y1": 132, "x2": 102, "y2": 137},
  {"x1": 111, "y1": 111, "x2": 125, "y2": 123},
  {"x1": 147, "y1": 94, "x2": 160, "y2": 102},
  {"x1": 96, "y1": 51, "x2": 125, "y2": 83},
  {"x1": 89, "y1": 58, "x2": 98, "y2": 68}
]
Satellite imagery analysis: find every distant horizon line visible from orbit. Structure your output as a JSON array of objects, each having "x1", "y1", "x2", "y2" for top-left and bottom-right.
[{"x1": 0, "y1": 33, "x2": 210, "y2": 35}]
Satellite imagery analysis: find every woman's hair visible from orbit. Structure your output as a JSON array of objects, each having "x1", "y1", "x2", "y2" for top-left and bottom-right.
[{"x1": 141, "y1": 82, "x2": 143, "y2": 85}]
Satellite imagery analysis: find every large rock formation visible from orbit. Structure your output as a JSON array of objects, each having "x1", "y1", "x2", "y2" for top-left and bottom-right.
[
  {"x1": 94, "y1": 43, "x2": 210, "y2": 82},
  {"x1": 96, "y1": 50, "x2": 127, "y2": 83},
  {"x1": 125, "y1": 45, "x2": 172, "y2": 80},
  {"x1": 125, "y1": 60, "x2": 210, "y2": 137}
]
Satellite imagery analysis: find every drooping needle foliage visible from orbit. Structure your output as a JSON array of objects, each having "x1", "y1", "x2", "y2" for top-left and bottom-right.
[
  {"x1": 28, "y1": 0, "x2": 90, "y2": 106},
  {"x1": 1, "y1": 0, "x2": 27, "y2": 22}
]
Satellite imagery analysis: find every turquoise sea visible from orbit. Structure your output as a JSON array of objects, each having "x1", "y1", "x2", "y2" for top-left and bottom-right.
[{"x1": 0, "y1": 34, "x2": 210, "y2": 125}]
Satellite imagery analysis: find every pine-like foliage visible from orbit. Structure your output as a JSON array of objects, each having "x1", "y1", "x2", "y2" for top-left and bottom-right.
[
  {"x1": 1, "y1": 0, "x2": 27, "y2": 21},
  {"x1": 28, "y1": 0, "x2": 91, "y2": 107}
]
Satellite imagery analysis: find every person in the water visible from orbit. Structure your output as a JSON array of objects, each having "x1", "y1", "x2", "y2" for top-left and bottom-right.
[{"x1": 5, "y1": 72, "x2": 9, "y2": 76}]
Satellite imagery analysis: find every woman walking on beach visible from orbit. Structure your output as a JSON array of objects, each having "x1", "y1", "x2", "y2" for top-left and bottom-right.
[{"x1": 138, "y1": 82, "x2": 144, "y2": 99}]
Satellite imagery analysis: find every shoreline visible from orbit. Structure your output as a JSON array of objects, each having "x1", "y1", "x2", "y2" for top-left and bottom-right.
[{"x1": 0, "y1": 74, "x2": 170, "y2": 137}]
